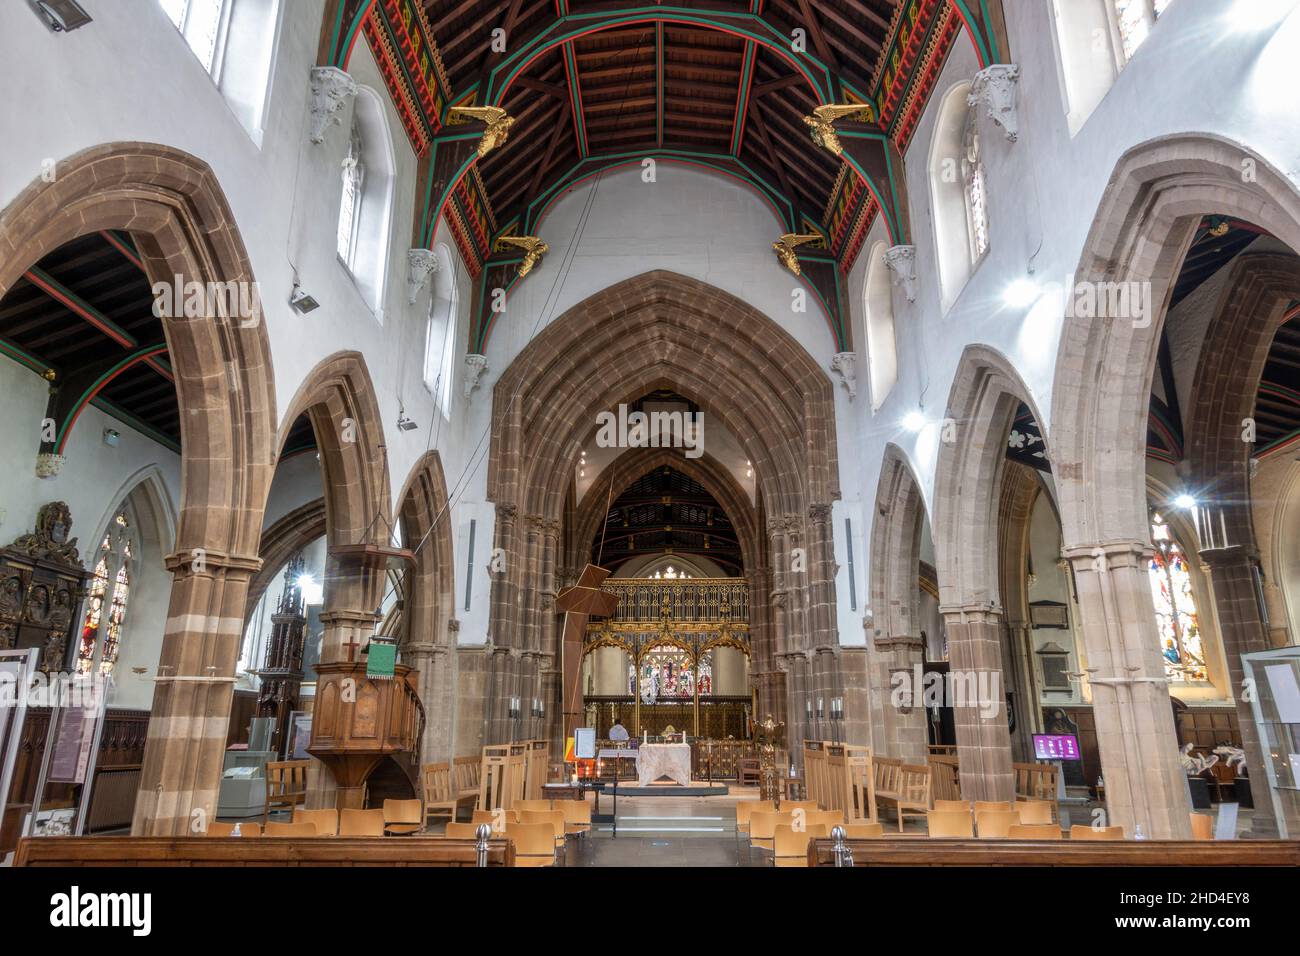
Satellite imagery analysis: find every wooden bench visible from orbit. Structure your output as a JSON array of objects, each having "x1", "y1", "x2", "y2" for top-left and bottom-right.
[
  {"x1": 423, "y1": 762, "x2": 477, "y2": 826},
  {"x1": 808, "y1": 838, "x2": 1300, "y2": 867},
  {"x1": 454, "y1": 755, "x2": 481, "y2": 805},
  {"x1": 14, "y1": 836, "x2": 514, "y2": 867},
  {"x1": 874, "y1": 759, "x2": 931, "y2": 831}
]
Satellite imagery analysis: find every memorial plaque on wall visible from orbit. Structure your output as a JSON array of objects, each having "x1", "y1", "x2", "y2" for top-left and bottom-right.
[{"x1": 0, "y1": 503, "x2": 88, "y2": 673}]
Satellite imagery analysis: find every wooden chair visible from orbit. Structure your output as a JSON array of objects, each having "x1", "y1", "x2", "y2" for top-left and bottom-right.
[
  {"x1": 235, "y1": 822, "x2": 261, "y2": 837},
  {"x1": 205, "y1": 822, "x2": 236, "y2": 837},
  {"x1": 975, "y1": 810, "x2": 1019, "y2": 839},
  {"x1": 1070, "y1": 824, "x2": 1125, "y2": 840},
  {"x1": 749, "y1": 810, "x2": 793, "y2": 851},
  {"x1": 1007, "y1": 823, "x2": 1062, "y2": 840},
  {"x1": 443, "y1": 821, "x2": 482, "y2": 839},
  {"x1": 338, "y1": 808, "x2": 385, "y2": 837},
  {"x1": 507, "y1": 822, "x2": 557, "y2": 867},
  {"x1": 472, "y1": 807, "x2": 516, "y2": 833},
  {"x1": 737, "y1": 758, "x2": 761, "y2": 787},
  {"x1": 779, "y1": 799, "x2": 820, "y2": 813},
  {"x1": 926, "y1": 810, "x2": 974, "y2": 838},
  {"x1": 263, "y1": 760, "x2": 310, "y2": 825},
  {"x1": 842, "y1": 822, "x2": 883, "y2": 839},
  {"x1": 515, "y1": 799, "x2": 553, "y2": 813},
  {"x1": 805, "y1": 809, "x2": 846, "y2": 831},
  {"x1": 422, "y1": 762, "x2": 476, "y2": 826},
  {"x1": 1190, "y1": 812, "x2": 1214, "y2": 840},
  {"x1": 519, "y1": 809, "x2": 566, "y2": 853},
  {"x1": 383, "y1": 798, "x2": 424, "y2": 835},
  {"x1": 264, "y1": 821, "x2": 317, "y2": 837},
  {"x1": 735, "y1": 800, "x2": 765, "y2": 833},
  {"x1": 973, "y1": 800, "x2": 1016, "y2": 815},
  {"x1": 293, "y1": 808, "x2": 339, "y2": 837},
  {"x1": 773, "y1": 823, "x2": 828, "y2": 867},
  {"x1": 1016, "y1": 799, "x2": 1054, "y2": 826},
  {"x1": 933, "y1": 799, "x2": 968, "y2": 813},
  {"x1": 559, "y1": 799, "x2": 592, "y2": 836}
]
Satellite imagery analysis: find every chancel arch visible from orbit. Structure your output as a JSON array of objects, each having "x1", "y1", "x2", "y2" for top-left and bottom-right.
[{"x1": 485, "y1": 270, "x2": 839, "y2": 758}]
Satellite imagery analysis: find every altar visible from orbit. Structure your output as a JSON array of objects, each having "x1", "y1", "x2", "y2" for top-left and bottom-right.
[{"x1": 637, "y1": 742, "x2": 692, "y2": 787}]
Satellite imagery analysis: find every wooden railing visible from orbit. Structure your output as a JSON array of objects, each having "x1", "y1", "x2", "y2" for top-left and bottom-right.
[
  {"x1": 808, "y1": 838, "x2": 1300, "y2": 867},
  {"x1": 15, "y1": 836, "x2": 514, "y2": 867}
]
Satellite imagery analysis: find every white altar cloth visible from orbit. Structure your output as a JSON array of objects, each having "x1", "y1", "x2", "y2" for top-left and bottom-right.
[{"x1": 636, "y1": 743, "x2": 692, "y2": 787}]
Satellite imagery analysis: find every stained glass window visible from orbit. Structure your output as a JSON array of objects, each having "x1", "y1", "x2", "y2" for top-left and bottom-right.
[
  {"x1": 1148, "y1": 512, "x2": 1208, "y2": 682},
  {"x1": 77, "y1": 511, "x2": 134, "y2": 676},
  {"x1": 77, "y1": 536, "x2": 112, "y2": 675},
  {"x1": 629, "y1": 646, "x2": 713, "y2": 702}
]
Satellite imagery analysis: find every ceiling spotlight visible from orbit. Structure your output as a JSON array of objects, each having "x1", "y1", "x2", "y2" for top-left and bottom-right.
[
  {"x1": 1174, "y1": 494, "x2": 1197, "y2": 510},
  {"x1": 30, "y1": 0, "x2": 93, "y2": 32},
  {"x1": 289, "y1": 281, "x2": 319, "y2": 314},
  {"x1": 396, "y1": 414, "x2": 418, "y2": 432},
  {"x1": 902, "y1": 411, "x2": 926, "y2": 433},
  {"x1": 102, "y1": 427, "x2": 120, "y2": 447},
  {"x1": 1003, "y1": 278, "x2": 1042, "y2": 308}
]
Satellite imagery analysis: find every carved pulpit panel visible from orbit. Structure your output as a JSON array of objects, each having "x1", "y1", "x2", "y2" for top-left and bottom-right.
[{"x1": 0, "y1": 502, "x2": 88, "y2": 672}]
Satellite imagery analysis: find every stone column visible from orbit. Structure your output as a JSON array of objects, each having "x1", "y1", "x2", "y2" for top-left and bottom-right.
[
  {"x1": 940, "y1": 602, "x2": 1015, "y2": 802},
  {"x1": 407, "y1": 641, "x2": 454, "y2": 764},
  {"x1": 133, "y1": 549, "x2": 258, "y2": 836},
  {"x1": 875, "y1": 633, "x2": 929, "y2": 764},
  {"x1": 1064, "y1": 542, "x2": 1192, "y2": 839},
  {"x1": 839, "y1": 646, "x2": 873, "y2": 748},
  {"x1": 1199, "y1": 544, "x2": 1279, "y2": 836}
]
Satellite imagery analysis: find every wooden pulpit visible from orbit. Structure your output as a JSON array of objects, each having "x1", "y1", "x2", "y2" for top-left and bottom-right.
[{"x1": 554, "y1": 564, "x2": 618, "y2": 742}]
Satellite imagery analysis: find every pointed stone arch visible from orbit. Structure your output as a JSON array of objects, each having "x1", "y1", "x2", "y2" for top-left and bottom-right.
[
  {"x1": 0, "y1": 142, "x2": 279, "y2": 835},
  {"x1": 932, "y1": 344, "x2": 1048, "y2": 801},
  {"x1": 1049, "y1": 135, "x2": 1300, "y2": 838},
  {"x1": 244, "y1": 498, "x2": 328, "y2": 621},
  {"x1": 485, "y1": 270, "x2": 839, "y2": 750},
  {"x1": 866, "y1": 443, "x2": 931, "y2": 763},
  {"x1": 277, "y1": 351, "x2": 391, "y2": 665},
  {"x1": 394, "y1": 451, "x2": 458, "y2": 763}
]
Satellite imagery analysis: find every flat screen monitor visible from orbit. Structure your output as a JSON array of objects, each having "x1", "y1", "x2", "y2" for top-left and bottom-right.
[{"x1": 1032, "y1": 733, "x2": 1081, "y2": 761}]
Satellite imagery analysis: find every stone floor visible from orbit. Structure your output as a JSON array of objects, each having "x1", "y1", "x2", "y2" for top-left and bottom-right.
[{"x1": 568, "y1": 787, "x2": 761, "y2": 866}]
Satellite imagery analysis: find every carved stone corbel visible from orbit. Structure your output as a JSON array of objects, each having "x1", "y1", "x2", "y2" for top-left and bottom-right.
[
  {"x1": 407, "y1": 248, "x2": 441, "y2": 305},
  {"x1": 463, "y1": 354, "x2": 488, "y2": 399},
  {"x1": 968, "y1": 64, "x2": 1021, "y2": 143},
  {"x1": 309, "y1": 67, "x2": 357, "y2": 145},
  {"x1": 883, "y1": 245, "x2": 917, "y2": 304},
  {"x1": 830, "y1": 352, "x2": 857, "y2": 400}
]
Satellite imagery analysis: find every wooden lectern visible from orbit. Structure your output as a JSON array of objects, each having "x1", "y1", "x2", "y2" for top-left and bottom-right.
[{"x1": 554, "y1": 564, "x2": 618, "y2": 742}]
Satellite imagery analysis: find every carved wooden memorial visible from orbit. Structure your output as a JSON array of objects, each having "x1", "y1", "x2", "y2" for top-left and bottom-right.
[{"x1": 0, "y1": 503, "x2": 87, "y2": 673}]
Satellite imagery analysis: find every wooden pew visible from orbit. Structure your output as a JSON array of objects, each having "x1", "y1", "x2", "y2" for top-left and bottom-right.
[
  {"x1": 454, "y1": 755, "x2": 481, "y2": 804},
  {"x1": 874, "y1": 759, "x2": 931, "y2": 831},
  {"x1": 14, "y1": 836, "x2": 514, "y2": 867},
  {"x1": 423, "y1": 762, "x2": 476, "y2": 826},
  {"x1": 808, "y1": 837, "x2": 1300, "y2": 867}
]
